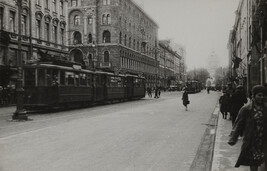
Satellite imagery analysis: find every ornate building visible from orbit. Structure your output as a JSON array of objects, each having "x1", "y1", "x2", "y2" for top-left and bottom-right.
[
  {"x1": 228, "y1": 0, "x2": 267, "y2": 93},
  {"x1": 158, "y1": 40, "x2": 182, "y2": 88},
  {"x1": 68, "y1": 0, "x2": 159, "y2": 87},
  {"x1": 0, "y1": 0, "x2": 69, "y2": 86}
]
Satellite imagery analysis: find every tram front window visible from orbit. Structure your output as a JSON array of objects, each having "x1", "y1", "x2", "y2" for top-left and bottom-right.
[
  {"x1": 24, "y1": 69, "x2": 36, "y2": 86},
  {"x1": 66, "y1": 72, "x2": 74, "y2": 86}
]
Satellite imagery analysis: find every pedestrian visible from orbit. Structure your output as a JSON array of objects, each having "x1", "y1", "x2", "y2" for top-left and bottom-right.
[
  {"x1": 228, "y1": 85, "x2": 267, "y2": 171},
  {"x1": 219, "y1": 91, "x2": 230, "y2": 119},
  {"x1": 207, "y1": 87, "x2": 210, "y2": 94},
  {"x1": 182, "y1": 87, "x2": 189, "y2": 111},
  {"x1": 154, "y1": 87, "x2": 158, "y2": 98},
  {"x1": 229, "y1": 85, "x2": 248, "y2": 126}
]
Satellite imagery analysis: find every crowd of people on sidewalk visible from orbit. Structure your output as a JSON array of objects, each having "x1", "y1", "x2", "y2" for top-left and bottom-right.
[{"x1": 218, "y1": 84, "x2": 267, "y2": 171}]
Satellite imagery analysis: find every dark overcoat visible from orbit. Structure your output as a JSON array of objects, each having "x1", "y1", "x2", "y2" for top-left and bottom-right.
[{"x1": 228, "y1": 102, "x2": 267, "y2": 167}]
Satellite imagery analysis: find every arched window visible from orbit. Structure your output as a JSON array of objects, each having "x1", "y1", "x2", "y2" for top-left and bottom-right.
[
  {"x1": 119, "y1": 32, "x2": 122, "y2": 44},
  {"x1": 88, "y1": 33, "x2": 92, "y2": 43},
  {"x1": 124, "y1": 35, "x2": 127, "y2": 46},
  {"x1": 102, "y1": 14, "x2": 106, "y2": 24},
  {"x1": 102, "y1": 30, "x2": 111, "y2": 43},
  {"x1": 73, "y1": 31, "x2": 82, "y2": 44},
  {"x1": 107, "y1": 14, "x2": 111, "y2": 24},
  {"x1": 88, "y1": 16, "x2": 93, "y2": 24},
  {"x1": 104, "y1": 51, "x2": 109, "y2": 62},
  {"x1": 74, "y1": 15, "x2": 80, "y2": 25}
]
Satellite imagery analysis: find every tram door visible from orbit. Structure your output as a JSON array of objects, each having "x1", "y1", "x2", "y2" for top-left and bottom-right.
[{"x1": 93, "y1": 74, "x2": 106, "y2": 101}]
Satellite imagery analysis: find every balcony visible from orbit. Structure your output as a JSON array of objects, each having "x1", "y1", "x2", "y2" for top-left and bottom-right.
[{"x1": 99, "y1": 62, "x2": 111, "y2": 68}]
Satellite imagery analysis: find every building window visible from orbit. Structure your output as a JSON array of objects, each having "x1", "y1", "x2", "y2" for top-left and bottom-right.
[
  {"x1": 45, "y1": 0, "x2": 49, "y2": 9},
  {"x1": 102, "y1": 14, "x2": 106, "y2": 25},
  {"x1": 53, "y1": 26, "x2": 57, "y2": 43},
  {"x1": 103, "y1": 30, "x2": 111, "y2": 43},
  {"x1": 74, "y1": 15, "x2": 80, "y2": 25},
  {"x1": 36, "y1": 0, "x2": 40, "y2": 5},
  {"x1": 45, "y1": 23, "x2": 50, "y2": 41},
  {"x1": 61, "y1": 28, "x2": 64, "y2": 45},
  {"x1": 0, "y1": 7, "x2": 3, "y2": 29},
  {"x1": 52, "y1": 0, "x2": 56, "y2": 12},
  {"x1": 88, "y1": 16, "x2": 92, "y2": 24},
  {"x1": 107, "y1": 14, "x2": 111, "y2": 24},
  {"x1": 71, "y1": 0, "x2": 77, "y2": 6},
  {"x1": 73, "y1": 31, "x2": 82, "y2": 44},
  {"x1": 60, "y1": 0, "x2": 63, "y2": 15},
  {"x1": 129, "y1": 37, "x2": 131, "y2": 48},
  {"x1": 88, "y1": 33, "x2": 92, "y2": 43},
  {"x1": 22, "y1": 15, "x2": 27, "y2": 35},
  {"x1": 104, "y1": 51, "x2": 109, "y2": 62},
  {"x1": 124, "y1": 35, "x2": 127, "y2": 46},
  {"x1": 119, "y1": 32, "x2": 122, "y2": 44},
  {"x1": 36, "y1": 19, "x2": 41, "y2": 39},
  {"x1": 103, "y1": 0, "x2": 110, "y2": 5},
  {"x1": 9, "y1": 11, "x2": 15, "y2": 32}
]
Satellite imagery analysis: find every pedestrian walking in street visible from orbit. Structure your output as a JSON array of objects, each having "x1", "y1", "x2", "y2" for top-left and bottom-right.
[
  {"x1": 219, "y1": 91, "x2": 230, "y2": 119},
  {"x1": 147, "y1": 87, "x2": 152, "y2": 98},
  {"x1": 182, "y1": 87, "x2": 189, "y2": 111},
  {"x1": 229, "y1": 85, "x2": 248, "y2": 126},
  {"x1": 228, "y1": 85, "x2": 267, "y2": 171},
  {"x1": 154, "y1": 87, "x2": 159, "y2": 98}
]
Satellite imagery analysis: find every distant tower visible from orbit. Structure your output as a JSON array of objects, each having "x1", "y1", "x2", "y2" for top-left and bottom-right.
[{"x1": 207, "y1": 51, "x2": 220, "y2": 79}]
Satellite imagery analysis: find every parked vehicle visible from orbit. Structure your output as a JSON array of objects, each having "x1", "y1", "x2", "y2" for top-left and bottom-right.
[{"x1": 22, "y1": 63, "x2": 145, "y2": 110}]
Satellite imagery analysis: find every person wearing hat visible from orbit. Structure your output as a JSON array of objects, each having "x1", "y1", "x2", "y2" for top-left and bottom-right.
[
  {"x1": 228, "y1": 85, "x2": 267, "y2": 171},
  {"x1": 182, "y1": 87, "x2": 189, "y2": 111},
  {"x1": 229, "y1": 85, "x2": 248, "y2": 126}
]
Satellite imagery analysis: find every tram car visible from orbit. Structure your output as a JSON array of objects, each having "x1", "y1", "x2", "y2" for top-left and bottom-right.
[
  {"x1": 185, "y1": 80, "x2": 202, "y2": 93},
  {"x1": 22, "y1": 63, "x2": 145, "y2": 110}
]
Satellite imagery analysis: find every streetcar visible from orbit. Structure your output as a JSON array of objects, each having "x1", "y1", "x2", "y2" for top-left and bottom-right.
[
  {"x1": 185, "y1": 80, "x2": 202, "y2": 93},
  {"x1": 22, "y1": 63, "x2": 145, "y2": 110}
]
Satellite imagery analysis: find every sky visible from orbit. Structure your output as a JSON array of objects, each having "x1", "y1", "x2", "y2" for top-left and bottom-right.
[{"x1": 133, "y1": 0, "x2": 240, "y2": 70}]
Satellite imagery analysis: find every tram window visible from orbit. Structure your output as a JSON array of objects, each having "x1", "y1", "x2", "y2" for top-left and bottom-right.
[
  {"x1": 75, "y1": 73, "x2": 79, "y2": 86},
  {"x1": 60, "y1": 71, "x2": 65, "y2": 86},
  {"x1": 65, "y1": 72, "x2": 74, "y2": 86},
  {"x1": 106, "y1": 76, "x2": 111, "y2": 87},
  {"x1": 38, "y1": 69, "x2": 45, "y2": 86},
  {"x1": 87, "y1": 74, "x2": 92, "y2": 87},
  {"x1": 24, "y1": 69, "x2": 36, "y2": 86},
  {"x1": 51, "y1": 69, "x2": 59, "y2": 86},
  {"x1": 46, "y1": 70, "x2": 53, "y2": 86},
  {"x1": 80, "y1": 73, "x2": 87, "y2": 86}
]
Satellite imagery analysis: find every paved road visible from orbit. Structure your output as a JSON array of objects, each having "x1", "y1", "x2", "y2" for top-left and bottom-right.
[{"x1": 0, "y1": 91, "x2": 220, "y2": 171}]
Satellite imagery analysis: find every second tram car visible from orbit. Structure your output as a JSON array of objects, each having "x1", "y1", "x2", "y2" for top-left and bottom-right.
[
  {"x1": 185, "y1": 80, "x2": 202, "y2": 93},
  {"x1": 23, "y1": 63, "x2": 145, "y2": 110}
]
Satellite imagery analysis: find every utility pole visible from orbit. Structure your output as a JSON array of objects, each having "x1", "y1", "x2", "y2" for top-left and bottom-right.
[{"x1": 12, "y1": 0, "x2": 28, "y2": 120}]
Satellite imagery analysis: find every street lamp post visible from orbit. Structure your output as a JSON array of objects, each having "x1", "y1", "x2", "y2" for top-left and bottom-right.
[{"x1": 12, "y1": 0, "x2": 28, "y2": 120}]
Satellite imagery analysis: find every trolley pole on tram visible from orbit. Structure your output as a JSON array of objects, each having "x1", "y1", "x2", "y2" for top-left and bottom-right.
[{"x1": 12, "y1": 0, "x2": 28, "y2": 120}]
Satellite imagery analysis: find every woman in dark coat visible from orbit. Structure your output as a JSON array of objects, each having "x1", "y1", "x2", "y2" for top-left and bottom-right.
[
  {"x1": 228, "y1": 85, "x2": 267, "y2": 171},
  {"x1": 219, "y1": 91, "x2": 230, "y2": 119},
  {"x1": 182, "y1": 88, "x2": 189, "y2": 111}
]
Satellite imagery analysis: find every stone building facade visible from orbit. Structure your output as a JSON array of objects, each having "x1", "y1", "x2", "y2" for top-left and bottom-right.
[
  {"x1": 0, "y1": 0, "x2": 69, "y2": 86},
  {"x1": 158, "y1": 40, "x2": 182, "y2": 88},
  {"x1": 68, "y1": 0, "x2": 159, "y2": 87},
  {"x1": 228, "y1": 0, "x2": 266, "y2": 93}
]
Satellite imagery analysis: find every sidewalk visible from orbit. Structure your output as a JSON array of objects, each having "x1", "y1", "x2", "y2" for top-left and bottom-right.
[{"x1": 211, "y1": 107, "x2": 249, "y2": 171}]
